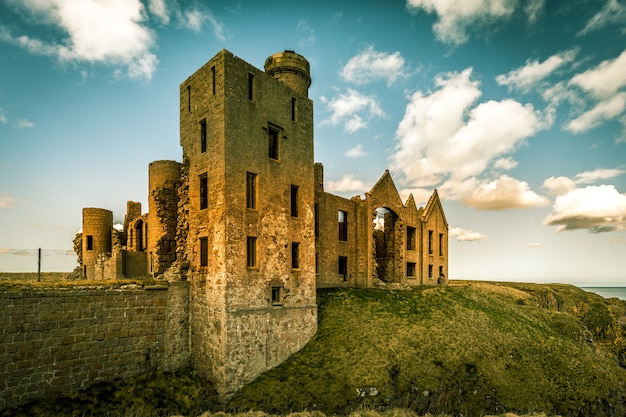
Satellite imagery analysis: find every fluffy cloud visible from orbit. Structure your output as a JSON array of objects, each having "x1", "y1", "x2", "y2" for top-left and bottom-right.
[
  {"x1": 321, "y1": 89, "x2": 385, "y2": 133},
  {"x1": 325, "y1": 174, "x2": 370, "y2": 194},
  {"x1": 0, "y1": 193, "x2": 15, "y2": 208},
  {"x1": 449, "y1": 227, "x2": 487, "y2": 242},
  {"x1": 346, "y1": 144, "x2": 367, "y2": 158},
  {"x1": 461, "y1": 175, "x2": 549, "y2": 210},
  {"x1": 543, "y1": 185, "x2": 626, "y2": 233},
  {"x1": 570, "y1": 50, "x2": 626, "y2": 99},
  {"x1": 578, "y1": 0, "x2": 626, "y2": 36},
  {"x1": 496, "y1": 49, "x2": 578, "y2": 92},
  {"x1": 392, "y1": 68, "x2": 544, "y2": 188},
  {"x1": 493, "y1": 156, "x2": 518, "y2": 170},
  {"x1": 0, "y1": 0, "x2": 225, "y2": 80},
  {"x1": 406, "y1": 0, "x2": 542, "y2": 45},
  {"x1": 566, "y1": 92, "x2": 626, "y2": 133},
  {"x1": 543, "y1": 168, "x2": 624, "y2": 196},
  {"x1": 15, "y1": 118, "x2": 34, "y2": 129},
  {"x1": 341, "y1": 46, "x2": 408, "y2": 86},
  {"x1": 0, "y1": 108, "x2": 7, "y2": 124}
]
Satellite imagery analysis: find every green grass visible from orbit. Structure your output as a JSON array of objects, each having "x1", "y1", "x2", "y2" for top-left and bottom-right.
[{"x1": 227, "y1": 283, "x2": 626, "y2": 416}]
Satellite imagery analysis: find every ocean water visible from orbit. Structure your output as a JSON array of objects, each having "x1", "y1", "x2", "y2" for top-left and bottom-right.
[{"x1": 581, "y1": 287, "x2": 626, "y2": 300}]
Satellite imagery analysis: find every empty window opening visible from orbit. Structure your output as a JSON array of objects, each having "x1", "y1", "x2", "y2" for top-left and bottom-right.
[
  {"x1": 407, "y1": 226, "x2": 416, "y2": 251},
  {"x1": 200, "y1": 119, "x2": 207, "y2": 153},
  {"x1": 439, "y1": 265, "x2": 444, "y2": 278},
  {"x1": 291, "y1": 97, "x2": 297, "y2": 121},
  {"x1": 338, "y1": 256, "x2": 348, "y2": 281},
  {"x1": 135, "y1": 220, "x2": 144, "y2": 251},
  {"x1": 200, "y1": 237, "x2": 208, "y2": 267},
  {"x1": 315, "y1": 253, "x2": 319, "y2": 273},
  {"x1": 246, "y1": 172, "x2": 257, "y2": 209},
  {"x1": 271, "y1": 286, "x2": 283, "y2": 305},
  {"x1": 439, "y1": 233, "x2": 444, "y2": 256},
  {"x1": 407, "y1": 262, "x2": 416, "y2": 277},
  {"x1": 186, "y1": 85, "x2": 191, "y2": 112},
  {"x1": 428, "y1": 264, "x2": 433, "y2": 279},
  {"x1": 246, "y1": 236, "x2": 257, "y2": 268},
  {"x1": 373, "y1": 207, "x2": 400, "y2": 284},
  {"x1": 291, "y1": 242, "x2": 300, "y2": 269},
  {"x1": 200, "y1": 173, "x2": 208, "y2": 210},
  {"x1": 338, "y1": 210, "x2": 348, "y2": 241},
  {"x1": 290, "y1": 185, "x2": 299, "y2": 217},
  {"x1": 211, "y1": 66, "x2": 216, "y2": 95},
  {"x1": 86, "y1": 235, "x2": 93, "y2": 251},
  {"x1": 248, "y1": 73, "x2": 254, "y2": 100},
  {"x1": 268, "y1": 127, "x2": 279, "y2": 160},
  {"x1": 428, "y1": 230, "x2": 433, "y2": 255}
]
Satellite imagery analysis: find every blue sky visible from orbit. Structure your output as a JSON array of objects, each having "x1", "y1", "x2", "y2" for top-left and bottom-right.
[{"x1": 1, "y1": 0, "x2": 625, "y2": 285}]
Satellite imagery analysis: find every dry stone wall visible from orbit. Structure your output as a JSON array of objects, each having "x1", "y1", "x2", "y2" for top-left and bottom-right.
[{"x1": 0, "y1": 282, "x2": 190, "y2": 410}]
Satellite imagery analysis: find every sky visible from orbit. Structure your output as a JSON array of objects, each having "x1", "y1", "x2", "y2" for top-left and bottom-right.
[{"x1": 0, "y1": 0, "x2": 625, "y2": 285}]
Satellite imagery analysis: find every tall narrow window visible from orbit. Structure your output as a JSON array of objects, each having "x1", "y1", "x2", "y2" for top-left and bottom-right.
[
  {"x1": 428, "y1": 230, "x2": 433, "y2": 255},
  {"x1": 246, "y1": 172, "x2": 257, "y2": 209},
  {"x1": 211, "y1": 66, "x2": 216, "y2": 95},
  {"x1": 86, "y1": 235, "x2": 93, "y2": 251},
  {"x1": 338, "y1": 210, "x2": 348, "y2": 241},
  {"x1": 200, "y1": 237, "x2": 208, "y2": 267},
  {"x1": 290, "y1": 185, "x2": 299, "y2": 217},
  {"x1": 200, "y1": 119, "x2": 207, "y2": 153},
  {"x1": 338, "y1": 256, "x2": 348, "y2": 281},
  {"x1": 407, "y1": 262, "x2": 416, "y2": 277},
  {"x1": 248, "y1": 73, "x2": 254, "y2": 100},
  {"x1": 186, "y1": 85, "x2": 191, "y2": 112},
  {"x1": 291, "y1": 97, "x2": 297, "y2": 121},
  {"x1": 291, "y1": 242, "x2": 300, "y2": 269},
  {"x1": 407, "y1": 226, "x2": 416, "y2": 251},
  {"x1": 200, "y1": 173, "x2": 208, "y2": 210},
  {"x1": 428, "y1": 264, "x2": 433, "y2": 278},
  {"x1": 268, "y1": 127, "x2": 279, "y2": 160},
  {"x1": 315, "y1": 253, "x2": 319, "y2": 273},
  {"x1": 246, "y1": 236, "x2": 257, "y2": 268},
  {"x1": 314, "y1": 204, "x2": 319, "y2": 237},
  {"x1": 439, "y1": 233, "x2": 444, "y2": 256}
]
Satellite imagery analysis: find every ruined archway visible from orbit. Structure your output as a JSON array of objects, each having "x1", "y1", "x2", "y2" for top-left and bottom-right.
[
  {"x1": 134, "y1": 220, "x2": 144, "y2": 252},
  {"x1": 372, "y1": 207, "x2": 402, "y2": 283}
]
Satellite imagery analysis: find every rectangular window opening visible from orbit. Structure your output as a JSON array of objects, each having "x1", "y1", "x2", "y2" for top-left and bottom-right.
[
  {"x1": 186, "y1": 85, "x2": 191, "y2": 112},
  {"x1": 211, "y1": 66, "x2": 216, "y2": 95},
  {"x1": 407, "y1": 262, "x2": 416, "y2": 277},
  {"x1": 200, "y1": 119, "x2": 207, "y2": 153},
  {"x1": 428, "y1": 264, "x2": 433, "y2": 279},
  {"x1": 268, "y1": 127, "x2": 279, "y2": 160},
  {"x1": 271, "y1": 286, "x2": 282, "y2": 305},
  {"x1": 246, "y1": 172, "x2": 257, "y2": 209},
  {"x1": 248, "y1": 73, "x2": 254, "y2": 100},
  {"x1": 407, "y1": 226, "x2": 416, "y2": 251},
  {"x1": 338, "y1": 256, "x2": 348, "y2": 281},
  {"x1": 315, "y1": 253, "x2": 319, "y2": 273},
  {"x1": 291, "y1": 242, "x2": 300, "y2": 269},
  {"x1": 439, "y1": 233, "x2": 444, "y2": 256},
  {"x1": 338, "y1": 210, "x2": 348, "y2": 241},
  {"x1": 86, "y1": 235, "x2": 93, "y2": 251},
  {"x1": 428, "y1": 230, "x2": 433, "y2": 255},
  {"x1": 200, "y1": 237, "x2": 208, "y2": 267},
  {"x1": 291, "y1": 97, "x2": 297, "y2": 121},
  {"x1": 200, "y1": 173, "x2": 208, "y2": 210},
  {"x1": 290, "y1": 185, "x2": 299, "y2": 217},
  {"x1": 246, "y1": 236, "x2": 257, "y2": 268}
]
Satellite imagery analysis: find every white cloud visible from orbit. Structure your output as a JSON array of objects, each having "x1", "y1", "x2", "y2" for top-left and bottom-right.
[
  {"x1": 325, "y1": 174, "x2": 370, "y2": 194},
  {"x1": 346, "y1": 144, "x2": 367, "y2": 158},
  {"x1": 0, "y1": 0, "x2": 226, "y2": 80},
  {"x1": 542, "y1": 176, "x2": 576, "y2": 196},
  {"x1": 544, "y1": 185, "x2": 626, "y2": 233},
  {"x1": 570, "y1": 49, "x2": 626, "y2": 99},
  {"x1": 405, "y1": 0, "x2": 521, "y2": 45},
  {"x1": 297, "y1": 20, "x2": 315, "y2": 48},
  {"x1": 321, "y1": 89, "x2": 385, "y2": 133},
  {"x1": 0, "y1": 108, "x2": 7, "y2": 124},
  {"x1": 523, "y1": 0, "x2": 545, "y2": 23},
  {"x1": 543, "y1": 168, "x2": 624, "y2": 196},
  {"x1": 341, "y1": 46, "x2": 408, "y2": 86},
  {"x1": 566, "y1": 92, "x2": 626, "y2": 133},
  {"x1": 496, "y1": 49, "x2": 578, "y2": 92},
  {"x1": 461, "y1": 175, "x2": 549, "y2": 210},
  {"x1": 392, "y1": 68, "x2": 545, "y2": 188},
  {"x1": 578, "y1": 0, "x2": 626, "y2": 36},
  {"x1": 493, "y1": 156, "x2": 518, "y2": 170},
  {"x1": 0, "y1": 193, "x2": 15, "y2": 208},
  {"x1": 449, "y1": 227, "x2": 487, "y2": 242},
  {"x1": 15, "y1": 118, "x2": 34, "y2": 129}
]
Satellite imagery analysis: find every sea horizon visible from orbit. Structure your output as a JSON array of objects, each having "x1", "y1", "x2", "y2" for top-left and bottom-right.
[{"x1": 580, "y1": 286, "x2": 626, "y2": 300}]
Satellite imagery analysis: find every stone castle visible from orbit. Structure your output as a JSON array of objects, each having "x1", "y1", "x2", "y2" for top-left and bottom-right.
[{"x1": 76, "y1": 49, "x2": 448, "y2": 395}]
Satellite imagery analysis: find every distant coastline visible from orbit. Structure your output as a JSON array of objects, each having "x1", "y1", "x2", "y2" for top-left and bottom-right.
[{"x1": 581, "y1": 286, "x2": 626, "y2": 300}]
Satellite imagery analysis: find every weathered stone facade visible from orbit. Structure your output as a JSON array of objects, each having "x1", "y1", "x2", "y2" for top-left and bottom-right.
[{"x1": 71, "y1": 49, "x2": 448, "y2": 397}]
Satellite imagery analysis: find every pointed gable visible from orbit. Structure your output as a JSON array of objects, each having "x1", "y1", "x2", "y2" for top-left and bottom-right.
[
  {"x1": 422, "y1": 189, "x2": 448, "y2": 228},
  {"x1": 365, "y1": 170, "x2": 404, "y2": 213}
]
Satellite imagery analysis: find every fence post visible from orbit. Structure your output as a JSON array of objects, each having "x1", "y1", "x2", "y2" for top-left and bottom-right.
[{"x1": 37, "y1": 248, "x2": 41, "y2": 282}]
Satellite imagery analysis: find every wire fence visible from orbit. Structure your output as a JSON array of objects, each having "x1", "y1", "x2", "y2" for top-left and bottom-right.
[{"x1": 0, "y1": 248, "x2": 78, "y2": 273}]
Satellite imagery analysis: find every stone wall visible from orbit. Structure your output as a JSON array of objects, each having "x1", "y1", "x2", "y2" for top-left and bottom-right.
[{"x1": 0, "y1": 282, "x2": 190, "y2": 410}]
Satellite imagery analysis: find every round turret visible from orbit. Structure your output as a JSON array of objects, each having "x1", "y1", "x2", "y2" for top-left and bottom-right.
[
  {"x1": 264, "y1": 50, "x2": 311, "y2": 97},
  {"x1": 82, "y1": 207, "x2": 113, "y2": 279}
]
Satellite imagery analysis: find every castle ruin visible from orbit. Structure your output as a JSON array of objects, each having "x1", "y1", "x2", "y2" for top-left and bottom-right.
[{"x1": 75, "y1": 49, "x2": 448, "y2": 395}]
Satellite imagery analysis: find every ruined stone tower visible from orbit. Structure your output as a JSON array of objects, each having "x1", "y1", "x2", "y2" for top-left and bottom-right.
[
  {"x1": 81, "y1": 208, "x2": 113, "y2": 280},
  {"x1": 178, "y1": 49, "x2": 318, "y2": 395}
]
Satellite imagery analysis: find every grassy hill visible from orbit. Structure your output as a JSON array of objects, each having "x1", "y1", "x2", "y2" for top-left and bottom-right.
[
  {"x1": 5, "y1": 281, "x2": 626, "y2": 417},
  {"x1": 228, "y1": 282, "x2": 626, "y2": 417}
]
